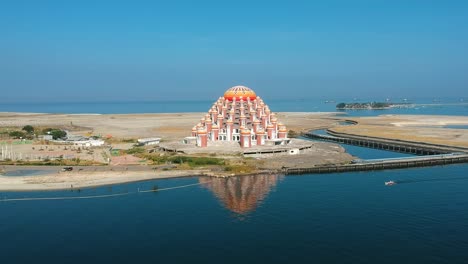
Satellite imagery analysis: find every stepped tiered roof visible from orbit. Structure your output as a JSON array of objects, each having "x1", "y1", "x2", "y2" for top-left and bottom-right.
[{"x1": 190, "y1": 85, "x2": 289, "y2": 148}]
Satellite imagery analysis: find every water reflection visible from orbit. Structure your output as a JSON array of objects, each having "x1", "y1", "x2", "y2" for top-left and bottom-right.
[{"x1": 199, "y1": 174, "x2": 283, "y2": 215}]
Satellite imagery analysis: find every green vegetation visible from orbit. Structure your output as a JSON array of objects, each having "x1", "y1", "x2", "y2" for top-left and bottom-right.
[
  {"x1": 142, "y1": 153, "x2": 225, "y2": 168},
  {"x1": 125, "y1": 147, "x2": 145, "y2": 155},
  {"x1": 9, "y1": 131, "x2": 27, "y2": 139},
  {"x1": 288, "y1": 130, "x2": 299, "y2": 138},
  {"x1": 0, "y1": 159, "x2": 103, "y2": 166},
  {"x1": 42, "y1": 128, "x2": 67, "y2": 139},
  {"x1": 336, "y1": 102, "x2": 392, "y2": 109},
  {"x1": 224, "y1": 164, "x2": 256, "y2": 174},
  {"x1": 170, "y1": 156, "x2": 225, "y2": 166},
  {"x1": 336, "y1": 103, "x2": 346, "y2": 109},
  {"x1": 22, "y1": 125, "x2": 35, "y2": 134}
]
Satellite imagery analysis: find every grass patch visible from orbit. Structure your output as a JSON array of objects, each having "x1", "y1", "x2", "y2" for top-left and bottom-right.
[
  {"x1": 142, "y1": 153, "x2": 225, "y2": 168},
  {"x1": 0, "y1": 159, "x2": 104, "y2": 166},
  {"x1": 223, "y1": 164, "x2": 256, "y2": 174},
  {"x1": 125, "y1": 147, "x2": 145, "y2": 155}
]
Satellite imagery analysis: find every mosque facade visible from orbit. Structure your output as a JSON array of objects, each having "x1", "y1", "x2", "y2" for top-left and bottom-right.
[{"x1": 190, "y1": 85, "x2": 290, "y2": 148}]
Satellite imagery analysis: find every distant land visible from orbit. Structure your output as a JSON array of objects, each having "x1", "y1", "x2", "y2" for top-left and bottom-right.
[{"x1": 336, "y1": 102, "x2": 411, "y2": 110}]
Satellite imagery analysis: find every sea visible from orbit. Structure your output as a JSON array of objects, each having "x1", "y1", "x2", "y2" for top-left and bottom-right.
[{"x1": 1, "y1": 98, "x2": 468, "y2": 264}]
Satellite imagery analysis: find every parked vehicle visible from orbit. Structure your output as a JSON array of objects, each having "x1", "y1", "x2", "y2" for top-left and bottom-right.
[{"x1": 62, "y1": 167, "x2": 73, "y2": 172}]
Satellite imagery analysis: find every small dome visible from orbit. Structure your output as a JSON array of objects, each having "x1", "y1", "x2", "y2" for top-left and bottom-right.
[
  {"x1": 224, "y1": 85, "x2": 257, "y2": 101},
  {"x1": 241, "y1": 129, "x2": 251, "y2": 135}
]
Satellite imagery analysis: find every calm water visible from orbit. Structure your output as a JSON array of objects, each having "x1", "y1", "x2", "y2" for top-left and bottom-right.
[
  {"x1": 445, "y1": 125, "x2": 468, "y2": 129},
  {"x1": 1, "y1": 98, "x2": 468, "y2": 116},
  {"x1": 1, "y1": 165, "x2": 468, "y2": 264}
]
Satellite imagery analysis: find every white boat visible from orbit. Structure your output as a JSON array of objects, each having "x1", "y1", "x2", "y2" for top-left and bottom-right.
[{"x1": 385, "y1": 181, "x2": 396, "y2": 186}]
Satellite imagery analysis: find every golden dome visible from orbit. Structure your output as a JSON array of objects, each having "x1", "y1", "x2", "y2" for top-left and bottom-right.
[{"x1": 224, "y1": 85, "x2": 257, "y2": 101}]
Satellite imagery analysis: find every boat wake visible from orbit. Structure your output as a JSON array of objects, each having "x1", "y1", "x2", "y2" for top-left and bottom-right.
[{"x1": 394, "y1": 176, "x2": 468, "y2": 184}]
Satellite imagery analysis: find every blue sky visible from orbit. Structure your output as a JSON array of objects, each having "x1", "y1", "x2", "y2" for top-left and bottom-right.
[{"x1": 1, "y1": 0, "x2": 467, "y2": 102}]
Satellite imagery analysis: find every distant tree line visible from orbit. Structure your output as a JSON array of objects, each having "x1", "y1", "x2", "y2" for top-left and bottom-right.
[
  {"x1": 6, "y1": 125, "x2": 67, "y2": 140},
  {"x1": 336, "y1": 102, "x2": 392, "y2": 109}
]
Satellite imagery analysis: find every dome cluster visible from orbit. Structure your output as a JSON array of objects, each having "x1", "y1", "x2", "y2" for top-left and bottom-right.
[{"x1": 190, "y1": 85, "x2": 290, "y2": 148}]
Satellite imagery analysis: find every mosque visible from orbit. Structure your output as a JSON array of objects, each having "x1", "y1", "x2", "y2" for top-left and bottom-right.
[{"x1": 189, "y1": 85, "x2": 290, "y2": 148}]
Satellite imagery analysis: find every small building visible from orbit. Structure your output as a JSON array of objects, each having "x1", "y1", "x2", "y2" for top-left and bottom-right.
[
  {"x1": 53, "y1": 134, "x2": 105, "y2": 147},
  {"x1": 40, "y1": 135, "x2": 53, "y2": 141},
  {"x1": 71, "y1": 139, "x2": 105, "y2": 147},
  {"x1": 137, "y1": 137, "x2": 161, "y2": 146},
  {"x1": 183, "y1": 137, "x2": 197, "y2": 145}
]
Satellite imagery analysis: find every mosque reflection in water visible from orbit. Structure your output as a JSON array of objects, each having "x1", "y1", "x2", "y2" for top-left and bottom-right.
[{"x1": 199, "y1": 174, "x2": 283, "y2": 215}]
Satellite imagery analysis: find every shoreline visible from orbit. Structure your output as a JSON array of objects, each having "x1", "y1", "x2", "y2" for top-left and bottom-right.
[
  {"x1": 0, "y1": 165, "x2": 283, "y2": 192},
  {"x1": 0, "y1": 168, "x2": 211, "y2": 191}
]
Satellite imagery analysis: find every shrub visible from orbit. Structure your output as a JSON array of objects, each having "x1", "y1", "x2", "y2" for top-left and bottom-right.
[
  {"x1": 9, "y1": 131, "x2": 26, "y2": 139},
  {"x1": 125, "y1": 147, "x2": 145, "y2": 155},
  {"x1": 288, "y1": 130, "x2": 299, "y2": 138}
]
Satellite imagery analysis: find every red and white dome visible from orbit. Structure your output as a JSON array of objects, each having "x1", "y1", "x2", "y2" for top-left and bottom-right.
[{"x1": 224, "y1": 85, "x2": 257, "y2": 101}]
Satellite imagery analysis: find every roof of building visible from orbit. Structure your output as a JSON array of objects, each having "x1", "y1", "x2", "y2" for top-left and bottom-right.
[{"x1": 224, "y1": 85, "x2": 257, "y2": 101}]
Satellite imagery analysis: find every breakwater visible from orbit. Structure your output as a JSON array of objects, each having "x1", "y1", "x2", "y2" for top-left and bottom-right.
[
  {"x1": 303, "y1": 129, "x2": 468, "y2": 155},
  {"x1": 291, "y1": 127, "x2": 468, "y2": 174},
  {"x1": 284, "y1": 153, "x2": 468, "y2": 174}
]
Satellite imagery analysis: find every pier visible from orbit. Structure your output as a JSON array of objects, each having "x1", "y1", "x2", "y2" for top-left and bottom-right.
[
  {"x1": 287, "y1": 128, "x2": 468, "y2": 175},
  {"x1": 284, "y1": 152, "x2": 468, "y2": 175},
  {"x1": 303, "y1": 129, "x2": 468, "y2": 155}
]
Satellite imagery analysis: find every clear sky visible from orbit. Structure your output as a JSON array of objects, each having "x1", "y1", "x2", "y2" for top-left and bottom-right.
[{"x1": 1, "y1": 0, "x2": 467, "y2": 102}]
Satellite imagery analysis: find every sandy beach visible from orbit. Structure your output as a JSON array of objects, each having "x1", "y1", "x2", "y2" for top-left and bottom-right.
[
  {"x1": 0, "y1": 111, "x2": 344, "y2": 140},
  {"x1": 0, "y1": 167, "x2": 208, "y2": 191},
  {"x1": 333, "y1": 115, "x2": 468, "y2": 147}
]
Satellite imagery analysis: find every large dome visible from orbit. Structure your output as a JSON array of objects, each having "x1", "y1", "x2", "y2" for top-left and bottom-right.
[{"x1": 224, "y1": 85, "x2": 257, "y2": 101}]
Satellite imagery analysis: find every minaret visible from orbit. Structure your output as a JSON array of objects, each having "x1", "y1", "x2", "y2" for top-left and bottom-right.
[
  {"x1": 278, "y1": 125, "x2": 288, "y2": 139},
  {"x1": 191, "y1": 126, "x2": 197, "y2": 137},
  {"x1": 226, "y1": 119, "x2": 233, "y2": 141},
  {"x1": 265, "y1": 107, "x2": 271, "y2": 123},
  {"x1": 271, "y1": 116, "x2": 278, "y2": 138},
  {"x1": 240, "y1": 114, "x2": 246, "y2": 128},
  {"x1": 240, "y1": 128, "x2": 251, "y2": 148},
  {"x1": 253, "y1": 119, "x2": 261, "y2": 133},
  {"x1": 206, "y1": 117, "x2": 212, "y2": 133},
  {"x1": 197, "y1": 128, "x2": 208, "y2": 147},
  {"x1": 256, "y1": 129, "x2": 265, "y2": 146},
  {"x1": 211, "y1": 108, "x2": 218, "y2": 121},
  {"x1": 211, "y1": 124, "x2": 219, "y2": 141},
  {"x1": 222, "y1": 105, "x2": 227, "y2": 118},
  {"x1": 217, "y1": 114, "x2": 224, "y2": 130},
  {"x1": 249, "y1": 109, "x2": 256, "y2": 123},
  {"x1": 261, "y1": 113, "x2": 267, "y2": 129},
  {"x1": 267, "y1": 123, "x2": 274, "y2": 139}
]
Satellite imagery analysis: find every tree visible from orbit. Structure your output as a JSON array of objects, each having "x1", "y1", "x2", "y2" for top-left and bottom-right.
[
  {"x1": 50, "y1": 130, "x2": 67, "y2": 140},
  {"x1": 22, "y1": 125, "x2": 35, "y2": 134},
  {"x1": 336, "y1": 103, "x2": 346, "y2": 109}
]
